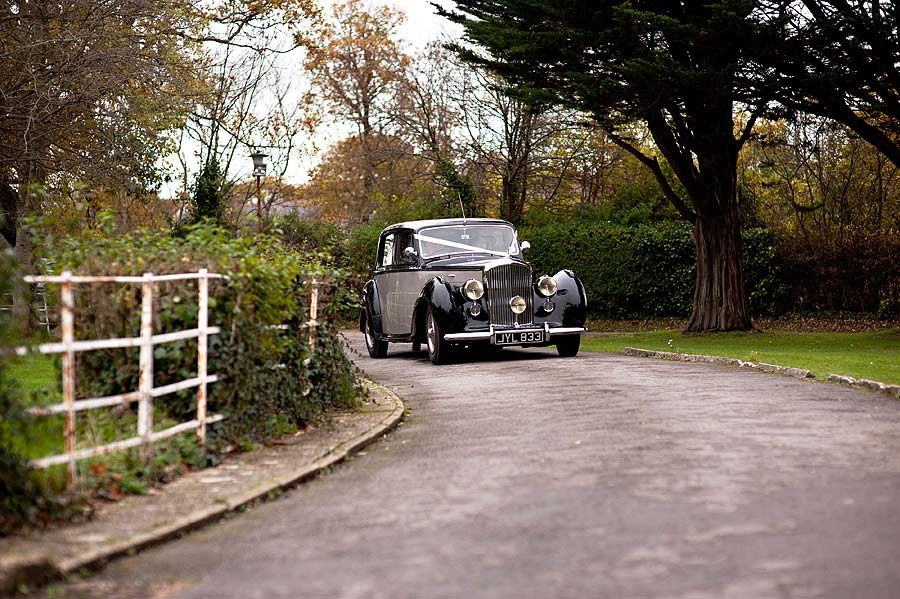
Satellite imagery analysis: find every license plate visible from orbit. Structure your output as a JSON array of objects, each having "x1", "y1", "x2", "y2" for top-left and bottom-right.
[{"x1": 494, "y1": 330, "x2": 544, "y2": 345}]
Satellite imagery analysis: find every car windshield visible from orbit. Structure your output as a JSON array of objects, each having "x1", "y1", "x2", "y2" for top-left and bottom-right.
[{"x1": 416, "y1": 224, "x2": 518, "y2": 259}]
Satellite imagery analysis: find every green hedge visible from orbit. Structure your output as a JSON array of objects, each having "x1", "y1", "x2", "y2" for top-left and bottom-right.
[
  {"x1": 278, "y1": 214, "x2": 787, "y2": 319},
  {"x1": 4, "y1": 225, "x2": 364, "y2": 533},
  {"x1": 280, "y1": 209, "x2": 900, "y2": 319},
  {"x1": 520, "y1": 220, "x2": 783, "y2": 318},
  {"x1": 279, "y1": 215, "x2": 384, "y2": 321},
  {"x1": 51, "y1": 224, "x2": 362, "y2": 446}
]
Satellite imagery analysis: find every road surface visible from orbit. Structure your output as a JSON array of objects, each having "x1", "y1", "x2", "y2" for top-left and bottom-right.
[{"x1": 47, "y1": 333, "x2": 900, "y2": 598}]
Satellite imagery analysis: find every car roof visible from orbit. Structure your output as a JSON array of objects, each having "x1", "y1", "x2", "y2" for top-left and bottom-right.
[{"x1": 380, "y1": 218, "x2": 515, "y2": 234}]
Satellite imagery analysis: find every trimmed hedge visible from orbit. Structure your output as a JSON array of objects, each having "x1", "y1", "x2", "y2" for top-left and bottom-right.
[
  {"x1": 276, "y1": 213, "x2": 898, "y2": 320},
  {"x1": 520, "y1": 220, "x2": 783, "y2": 318}
]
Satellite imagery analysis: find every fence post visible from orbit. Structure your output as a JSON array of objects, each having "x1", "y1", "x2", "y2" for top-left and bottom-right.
[
  {"x1": 138, "y1": 273, "x2": 154, "y2": 456},
  {"x1": 60, "y1": 271, "x2": 76, "y2": 488},
  {"x1": 196, "y1": 269, "x2": 208, "y2": 446},
  {"x1": 308, "y1": 279, "x2": 319, "y2": 352}
]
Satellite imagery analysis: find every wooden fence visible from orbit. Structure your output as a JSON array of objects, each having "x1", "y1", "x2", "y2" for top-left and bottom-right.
[{"x1": 17, "y1": 269, "x2": 227, "y2": 487}]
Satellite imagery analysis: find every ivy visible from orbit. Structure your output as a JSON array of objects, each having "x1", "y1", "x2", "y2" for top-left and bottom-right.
[{"x1": 51, "y1": 223, "x2": 363, "y2": 449}]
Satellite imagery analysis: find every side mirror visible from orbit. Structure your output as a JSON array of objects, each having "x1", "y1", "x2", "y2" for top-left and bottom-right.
[
  {"x1": 403, "y1": 246, "x2": 418, "y2": 258},
  {"x1": 520, "y1": 241, "x2": 531, "y2": 251}
]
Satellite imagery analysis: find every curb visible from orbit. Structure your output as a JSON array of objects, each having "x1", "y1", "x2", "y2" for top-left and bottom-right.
[
  {"x1": 0, "y1": 380, "x2": 404, "y2": 595},
  {"x1": 622, "y1": 347, "x2": 900, "y2": 400}
]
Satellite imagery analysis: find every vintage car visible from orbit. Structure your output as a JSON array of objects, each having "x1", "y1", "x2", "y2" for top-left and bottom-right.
[{"x1": 359, "y1": 218, "x2": 587, "y2": 364}]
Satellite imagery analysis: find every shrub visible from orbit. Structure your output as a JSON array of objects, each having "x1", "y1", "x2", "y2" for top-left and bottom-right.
[
  {"x1": 278, "y1": 213, "x2": 346, "y2": 260},
  {"x1": 50, "y1": 224, "x2": 362, "y2": 448},
  {"x1": 742, "y1": 228, "x2": 786, "y2": 316},
  {"x1": 342, "y1": 221, "x2": 382, "y2": 290},
  {"x1": 777, "y1": 232, "x2": 900, "y2": 313},
  {"x1": 521, "y1": 218, "x2": 781, "y2": 318}
]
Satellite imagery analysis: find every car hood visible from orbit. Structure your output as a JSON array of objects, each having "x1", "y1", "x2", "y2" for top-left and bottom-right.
[{"x1": 423, "y1": 255, "x2": 529, "y2": 270}]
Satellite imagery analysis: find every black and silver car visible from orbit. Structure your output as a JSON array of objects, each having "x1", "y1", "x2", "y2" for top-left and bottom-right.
[{"x1": 359, "y1": 218, "x2": 587, "y2": 364}]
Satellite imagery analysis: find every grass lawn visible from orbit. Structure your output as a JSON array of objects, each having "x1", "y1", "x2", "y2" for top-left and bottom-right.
[
  {"x1": 582, "y1": 328, "x2": 900, "y2": 386},
  {"x1": 8, "y1": 352, "x2": 59, "y2": 397},
  {"x1": 5, "y1": 352, "x2": 201, "y2": 497}
]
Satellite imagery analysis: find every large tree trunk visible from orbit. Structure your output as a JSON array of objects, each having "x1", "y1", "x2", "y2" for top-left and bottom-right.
[
  {"x1": 687, "y1": 211, "x2": 751, "y2": 332},
  {"x1": 686, "y1": 152, "x2": 752, "y2": 332},
  {"x1": 644, "y1": 95, "x2": 753, "y2": 333}
]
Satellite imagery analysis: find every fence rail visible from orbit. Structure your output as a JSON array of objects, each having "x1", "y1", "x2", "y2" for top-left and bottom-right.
[{"x1": 17, "y1": 269, "x2": 227, "y2": 488}]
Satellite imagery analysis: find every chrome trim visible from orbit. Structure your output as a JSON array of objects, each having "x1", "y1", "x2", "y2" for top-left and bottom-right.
[
  {"x1": 485, "y1": 262, "x2": 533, "y2": 326},
  {"x1": 443, "y1": 325, "x2": 584, "y2": 341},
  {"x1": 444, "y1": 331, "x2": 493, "y2": 341},
  {"x1": 547, "y1": 327, "x2": 586, "y2": 336}
]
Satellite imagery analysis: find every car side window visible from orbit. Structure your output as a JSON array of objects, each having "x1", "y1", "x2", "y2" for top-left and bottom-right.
[
  {"x1": 379, "y1": 234, "x2": 395, "y2": 268},
  {"x1": 396, "y1": 230, "x2": 416, "y2": 265}
]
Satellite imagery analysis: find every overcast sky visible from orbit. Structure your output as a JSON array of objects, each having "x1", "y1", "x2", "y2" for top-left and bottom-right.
[{"x1": 392, "y1": 0, "x2": 460, "y2": 47}]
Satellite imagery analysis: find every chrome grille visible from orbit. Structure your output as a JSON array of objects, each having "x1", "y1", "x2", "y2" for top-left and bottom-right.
[{"x1": 485, "y1": 262, "x2": 533, "y2": 326}]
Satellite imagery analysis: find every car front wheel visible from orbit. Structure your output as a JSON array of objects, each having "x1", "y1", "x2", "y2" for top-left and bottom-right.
[
  {"x1": 556, "y1": 335, "x2": 580, "y2": 357},
  {"x1": 425, "y1": 306, "x2": 450, "y2": 365},
  {"x1": 364, "y1": 313, "x2": 388, "y2": 358}
]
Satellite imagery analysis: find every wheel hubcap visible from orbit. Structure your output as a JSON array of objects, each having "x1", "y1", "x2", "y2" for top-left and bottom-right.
[
  {"x1": 426, "y1": 314, "x2": 436, "y2": 354},
  {"x1": 365, "y1": 319, "x2": 375, "y2": 349}
]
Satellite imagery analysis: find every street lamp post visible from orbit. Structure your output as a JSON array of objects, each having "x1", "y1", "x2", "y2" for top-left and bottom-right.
[{"x1": 250, "y1": 151, "x2": 268, "y2": 234}]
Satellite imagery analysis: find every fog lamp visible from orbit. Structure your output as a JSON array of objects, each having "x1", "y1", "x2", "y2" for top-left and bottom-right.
[
  {"x1": 509, "y1": 295, "x2": 527, "y2": 314},
  {"x1": 542, "y1": 299, "x2": 556, "y2": 313},
  {"x1": 470, "y1": 303, "x2": 482, "y2": 317}
]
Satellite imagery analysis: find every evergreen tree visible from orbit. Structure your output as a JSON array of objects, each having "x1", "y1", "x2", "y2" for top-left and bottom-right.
[
  {"x1": 441, "y1": 1, "x2": 780, "y2": 331},
  {"x1": 753, "y1": 1, "x2": 900, "y2": 169},
  {"x1": 191, "y1": 159, "x2": 227, "y2": 225}
]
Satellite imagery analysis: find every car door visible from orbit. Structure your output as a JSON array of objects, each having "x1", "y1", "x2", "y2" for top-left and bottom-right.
[{"x1": 376, "y1": 230, "x2": 418, "y2": 336}]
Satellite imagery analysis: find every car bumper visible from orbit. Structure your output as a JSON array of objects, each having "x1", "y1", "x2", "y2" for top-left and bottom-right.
[{"x1": 444, "y1": 324, "x2": 586, "y2": 342}]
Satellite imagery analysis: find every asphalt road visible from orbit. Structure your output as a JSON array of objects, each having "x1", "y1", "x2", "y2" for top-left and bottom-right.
[{"x1": 47, "y1": 333, "x2": 900, "y2": 598}]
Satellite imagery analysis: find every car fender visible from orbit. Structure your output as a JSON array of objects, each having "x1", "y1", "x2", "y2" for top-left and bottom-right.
[
  {"x1": 533, "y1": 269, "x2": 587, "y2": 328},
  {"x1": 553, "y1": 269, "x2": 588, "y2": 327},
  {"x1": 359, "y1": 278, "x2": 385, "y2": 337},
  {"x1": 412, "y1": 277, "x2": 464, "y2": 339}
]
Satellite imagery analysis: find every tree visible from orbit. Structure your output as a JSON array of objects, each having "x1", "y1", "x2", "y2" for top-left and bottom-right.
[
  {"x1": 191, "y1": 160, "x2": 228, "y2": 224},
  {"x1": 441, "y1": 1, "x2": 782, "y2": 331},
  {"x1": 740, "y1": 115, "x2": 900, "y2": 239},
  {"x1": 533, "y1": 124, "x2": 664, "y2": 215},
  {"x1": 303, "y1": 133, "x2": 440, "y2": 225},
  {"x1": 0, "y1": 0, "x2": 204, "y2": 267},
  {"x1": 306, "y1": 0, "x2": 409, "y2": 200},
  {"x1": 755, "y1": 1, "x2": 900, "y2": 170},
  {"x1": 395, "y1": 43, "x2": 481, "y2": 217},
  {"x1": 175, "y1": 0, "x2": 321, "y2": 228},
  {"x1": 399, "y1": 44, "x2": 584, "y2": 224},
  {"x1": 453, "y1": 66, "x2": 548, "y2": 226}
]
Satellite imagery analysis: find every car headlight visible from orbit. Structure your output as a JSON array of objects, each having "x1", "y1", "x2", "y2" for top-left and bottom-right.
[
  {"x1": 464, "y1": 278, "x2": 484, "y2": 301},
  {"x1": 537, "y1": 275, "x2": 558, "y2": 297}
]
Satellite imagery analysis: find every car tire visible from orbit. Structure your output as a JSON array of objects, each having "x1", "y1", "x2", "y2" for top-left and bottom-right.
[
  {"x1": 364, "y1": 313, "x2": 388, "y2": 358},
  {"x1": 556, "y1": 335, "x2": 580, "y2": 357},
  {"x1": 425, "y1": 306, "x2": 450, "y2": 365}
]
